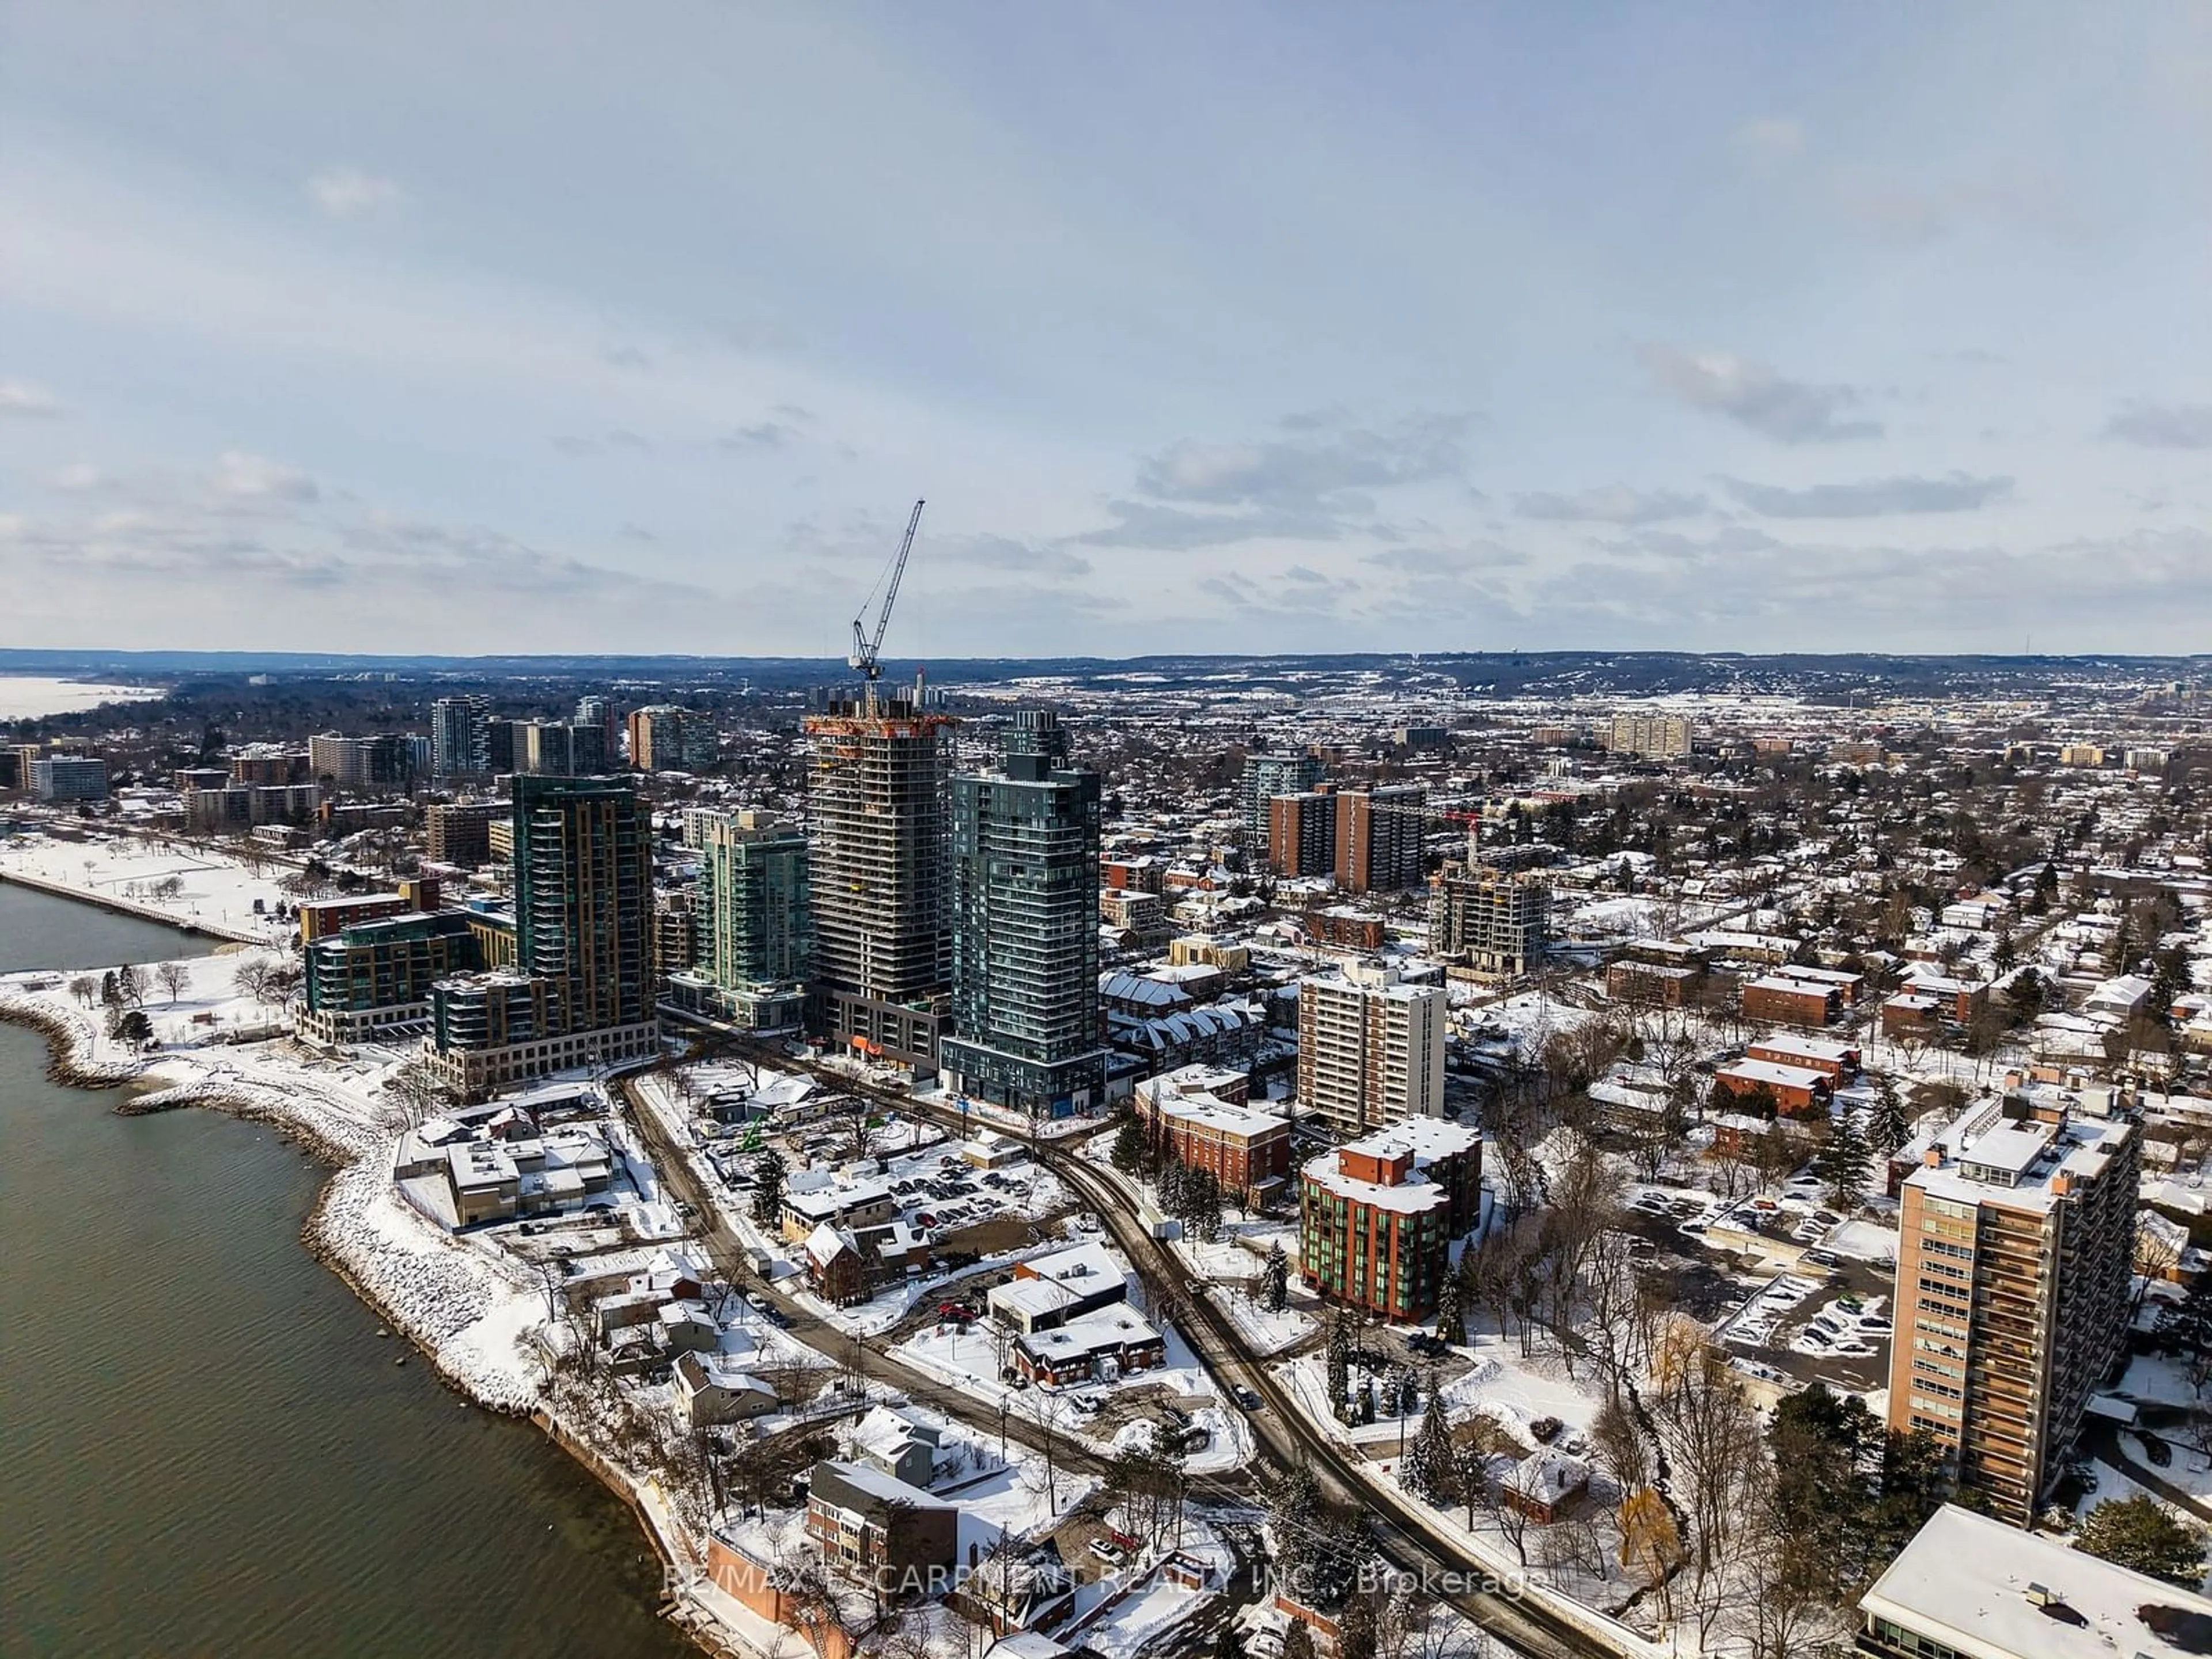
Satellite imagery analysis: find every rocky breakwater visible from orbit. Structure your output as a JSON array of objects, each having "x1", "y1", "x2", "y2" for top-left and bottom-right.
[{"x1": 0, "y1": 989, "x2": 146, "y2": 1086}]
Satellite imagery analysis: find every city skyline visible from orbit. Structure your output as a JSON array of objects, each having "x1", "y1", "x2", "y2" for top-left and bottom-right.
[{"x1": 4, "y1": 3, "x2": 2209, "y2": 657}]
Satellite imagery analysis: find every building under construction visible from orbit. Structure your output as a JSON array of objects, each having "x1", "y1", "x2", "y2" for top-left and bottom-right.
[
  {"x1": 1430, "y1": 848, "x2": 1551, "y2": 981},
  {"x1": 804, "y1": 692, "x2": 956, "y2": 1067}
]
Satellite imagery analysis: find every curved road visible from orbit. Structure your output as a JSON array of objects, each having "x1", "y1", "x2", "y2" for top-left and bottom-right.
[{"x1": 703, "y1": 1041, "x2": 1628, "y2": 1659}]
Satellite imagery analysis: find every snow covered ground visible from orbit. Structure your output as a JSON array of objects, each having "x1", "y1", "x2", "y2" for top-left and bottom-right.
[
  {"x1": 894, "y1": 1315, "x2": 1257, "y2": 1475},
  {"x1": 0, "y1": 831, "x2": 297, "y2": 945}
]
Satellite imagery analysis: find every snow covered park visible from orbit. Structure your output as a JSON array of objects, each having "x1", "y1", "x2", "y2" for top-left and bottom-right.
[{"x1": 0, "y1": 830, "x2": 297, "y2": 945}]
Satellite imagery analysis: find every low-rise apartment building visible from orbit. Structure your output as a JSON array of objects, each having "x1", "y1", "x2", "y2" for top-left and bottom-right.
[
  {"x1": 1298, "y1": 1118, "x2": 1481, "y2": 1320},
  {"x1": 804, "y1": 1461, "x2": 959, "y2": 1594},
  {"x1": 1132, "y1": 1067, "x2": 1292, "y2": 1205}
]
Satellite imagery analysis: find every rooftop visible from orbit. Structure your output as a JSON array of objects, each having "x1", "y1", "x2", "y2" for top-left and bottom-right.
[{"x1": 1861, "y1": 1504, "x2": 2212, "y2": 1659}]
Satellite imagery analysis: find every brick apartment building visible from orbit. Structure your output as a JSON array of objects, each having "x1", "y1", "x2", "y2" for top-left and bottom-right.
[
  {"x1": 1333, "y1": 786, "x2": 1426, "y2": 893},
  {"x1": 1745, "y1": 1033, "x2": 1860, "y2": 1080},
  {"x1": 1710, "y1": 1057, "x2": 1834, "y2": 1118},
  {"x1": 1268, "y1": 790, "x2": 1338, "y2": 878},
  {"x1": 1298, "y1": 1118, "x2": 1482, "y2": 1320},
  {"x1": 1741, "y1": 973, "x2": 1845, "y2": 1028},
  {"x1": 804, "y1": 1461, "x2": 959, "y2": 1593},
  {"x1": 1134, "y1": 1065, "x2": 1293, "y2": 1205}
]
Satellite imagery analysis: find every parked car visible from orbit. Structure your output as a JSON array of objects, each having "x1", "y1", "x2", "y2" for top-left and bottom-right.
[{"x1": 1234, "y1": 1386, "x2": 1264, "y2": 1411}]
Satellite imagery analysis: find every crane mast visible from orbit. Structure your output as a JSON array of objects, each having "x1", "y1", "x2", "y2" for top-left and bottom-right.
[{"x1": 849, "y1": 498, "x2": 926, "y2": 685}]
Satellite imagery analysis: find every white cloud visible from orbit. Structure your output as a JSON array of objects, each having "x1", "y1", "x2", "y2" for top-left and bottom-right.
[
  {"x1": 307, "y1": 168, "x2": 404, "y2": 219},
  {"x1": 0, "y1": 378, "x2": 62, "y2": 417},
  {"x1": 1637, "y1": 344, "x2": 1881, "y2": 444},
  {"x1": 211, "y1": 450, "x2": 320, "y2": 502},
  {"x1": 1721, "y1": 473, "x2": 2013, "y2": 518}
]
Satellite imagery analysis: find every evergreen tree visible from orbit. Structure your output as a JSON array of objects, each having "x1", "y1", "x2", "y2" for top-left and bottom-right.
[
  {"x1": 1325, "y1": 1316, "x2": 1353, "y2": 1423},
  {"x1": 1868, "y1": 1073, "x2": 1911, "y2": 1156},
  {"x1": 1336, "y1": 1590, "x2": 1380, "y2": 1659},
  {"x1": 1211, "y1": 1625, "x2": 1244, "y2": 1659},
  {"x1": 1280, "y1": 1623, "x2": 1316, "y2": 1659},
  {"x1": 2075, "y1": 1496, "x2": 2209, "y2": 1586},
  {"x1": 1768, "y1": 1382, "x2": 1880, "y2": 1596},
  {"x1": 1812, "y1": 1111, "x2": 1869, "y2": 1210},
  {"x1": 1403, "y1": 1393, "x2": 1460, "y2": 1507},
  {"x1": 1268, "y1": 1461, "x2": 1324, "y2": 1577},
  {"x1": 1192, "y1": 1166, "x2": 1224, "y2": 1241},
  {"x1": 2155, "y1": 1272, "x2": 2212, "y2": 1370},
  {"x1": 1263, "y1": 1242, "x2": 1289, "y2": 1313},
  {"x1": 1867, "y1": 1427, "x2": 1950, "y2": 1568},
  {"x1": 1111, "y1": 1112, "x2": 1147, "y2": 1173},
  {"x1": 749, "y1": 1150, "x2": 787, "y2": 1229},
  {"x1": 1434, "y1": 1260, "x2": 1467, "y2": 1346},
  {"x1": 1158, "y1": 1157, "x2": 1188, "y2": 1219},
  {"x1": 100, "y1": 969, "x2": 119, "y2": 1006},
  {"x1": 115, "y1": 963, "x2": 142, "y2": 1006}
]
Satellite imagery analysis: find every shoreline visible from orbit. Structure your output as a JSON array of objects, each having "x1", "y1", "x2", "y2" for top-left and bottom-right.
[
  {"x1": 0, "y1": 864, "x2": 274, "y2": 946},
  {"x1": 0, "y1": 986, "x2": 729, "y2": 1657}
]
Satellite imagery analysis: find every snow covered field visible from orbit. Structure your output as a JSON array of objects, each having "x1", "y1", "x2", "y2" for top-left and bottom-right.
[{"x1": 0, "y1": 832, "x2": 296, "y2": 945}]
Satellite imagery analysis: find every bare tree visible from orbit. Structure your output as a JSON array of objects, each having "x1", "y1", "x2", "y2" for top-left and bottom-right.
[
  {"x1": 156, "y1": 960, "x2": 191, "y2": 1005},
  {"x1": 1649, "y1": 1353, "x2": 1766, "y2": 1650},
  {"x1": 767, "y1": 1545, "x2": 849, "y2": 1659}
]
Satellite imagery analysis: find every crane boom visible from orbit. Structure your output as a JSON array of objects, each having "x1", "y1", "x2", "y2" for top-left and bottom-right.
[{"x1": 848, "y1": 498, "x2": 926, "y2": 681}]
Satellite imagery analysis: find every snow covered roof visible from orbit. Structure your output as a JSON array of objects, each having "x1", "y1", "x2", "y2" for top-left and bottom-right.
[
  {"x1": 1301, "y1": 1149, "x2": 1450, "y2": 1214},
  {"x1": 808, "y1": 1459, "x2": 955, "y2": 1517},
  {"x1": 1008, "y1": 1240, "x2": 1126, "y2": 1298},
  {"x1": 1015, "y1": 1304, "x2": 1161, "y2": 1360},
  {"x1": 1504, "y1": 1448, "x2": 1590, "y2": 1503},
  {"x1": 1747, "y1": 1033, "x2": 1857, "y2": 1066},
  {"x1": 1860, "y1": 1503, "x2": 2212, "y2": 1659},
  {"x1": 1340, "y1": 1115, "x2": 1480, "y2": 1167},
  {"x1": 1715, "y1": 1058, "x2": 1831, "y2": 1093}
]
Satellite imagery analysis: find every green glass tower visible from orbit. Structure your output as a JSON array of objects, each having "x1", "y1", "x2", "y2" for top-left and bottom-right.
[
  {"x1": 512, "y1": 772, "x2": 654, "y2": 1033},
  {"x1": 942, "y1": 710, "x2": 1106, "y2": 1117}
]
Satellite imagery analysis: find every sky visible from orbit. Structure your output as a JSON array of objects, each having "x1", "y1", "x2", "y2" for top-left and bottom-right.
[{"x1": 2, "y1": 2, "x2": 2209, "y2": 659}]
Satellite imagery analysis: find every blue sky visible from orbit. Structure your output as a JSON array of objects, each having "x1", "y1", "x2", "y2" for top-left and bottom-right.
[{"x1": 3, "y1": 2, "x2": 2208, "y2": 656}]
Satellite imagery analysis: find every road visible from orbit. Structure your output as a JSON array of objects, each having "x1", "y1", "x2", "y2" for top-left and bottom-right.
[
  {"x1": 614, "y1": 1067, "x2": 1119, "y2": 1484},
  {"x1": 709, "y1": 1042, "x2": 1622, "y2": 1659}
]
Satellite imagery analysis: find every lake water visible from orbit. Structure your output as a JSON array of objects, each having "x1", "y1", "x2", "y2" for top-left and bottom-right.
[
  {"x1": 0, "y1": 676, "x2": 165, "y2": 719},
  {"x1": 0, "y1": 885, "x2": 693, "y2": 1658}
]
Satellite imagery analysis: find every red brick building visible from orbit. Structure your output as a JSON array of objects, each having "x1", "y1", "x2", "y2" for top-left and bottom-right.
[
  {"x1": 1710, "y1": 1058, "x2": 1833, "y2": 1119},
  {"x1": 1101, "y1": 857, "x2": 1165, "y2": 895},
  {"x1": 1745, "y1": 1033, "x2": 1860, "y2": 1080},
  {"x1": 1134, "y1": 1068, "x2": 1291, "y2": 1205},
  {"x1": 1304, "y1": 906, "x2": 1387, "y2": 952},
  {"x1": 1298, "y1": 1119, "x2": 1481, "y2": 1320},
  {"x1": 1741, "y1": 975, "x2": 1841, "y2": 1028},
  {"x1": 1607, "y1": 959, "x2": 1708, "y2": 1007}
]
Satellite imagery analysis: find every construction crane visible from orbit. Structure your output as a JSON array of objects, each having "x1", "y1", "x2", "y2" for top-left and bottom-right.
[{"x1": 848, "y1": 498, "x2": 926, "y2": 683}]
